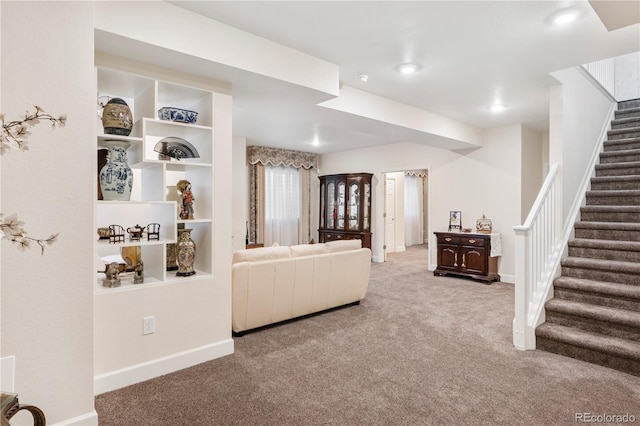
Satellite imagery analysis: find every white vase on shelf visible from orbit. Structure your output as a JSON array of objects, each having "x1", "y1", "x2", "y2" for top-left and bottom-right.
[{"x1": 99, "y1": 140, "x2": 133, "y2": 201}]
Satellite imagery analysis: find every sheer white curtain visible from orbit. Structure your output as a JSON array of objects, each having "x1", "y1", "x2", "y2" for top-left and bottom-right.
[
  {"x1": 264, "y1": 164, "x2": 301, "y2": 246},
  {"x1": 404, "y1": 175, "x2": 424, "y2": 246}
]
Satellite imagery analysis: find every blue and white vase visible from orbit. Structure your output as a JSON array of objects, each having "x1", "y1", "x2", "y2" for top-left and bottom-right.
[{"x1": 99, "y1": 140, "x2": 133, "y2": 201}]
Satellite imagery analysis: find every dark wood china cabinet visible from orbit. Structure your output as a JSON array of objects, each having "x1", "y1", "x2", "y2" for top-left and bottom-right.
[{"x1": 318, "y1": 173, "x2": 372, "y2": 249}]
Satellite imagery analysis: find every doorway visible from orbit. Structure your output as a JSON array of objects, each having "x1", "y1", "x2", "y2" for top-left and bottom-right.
[
  {"x1": 384, "y1": 177, "x2": 397, "y2": 260},
  {"x1": 383, "y1": 170, "x2": 429, "y2": 262}
]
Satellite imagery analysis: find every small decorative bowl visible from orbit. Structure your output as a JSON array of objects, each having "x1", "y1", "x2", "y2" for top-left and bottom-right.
[{"x1": 158, "y1": 107, "x2": 198, "y2": 124}]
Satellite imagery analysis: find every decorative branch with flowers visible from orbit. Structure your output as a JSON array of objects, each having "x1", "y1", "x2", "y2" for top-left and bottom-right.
[{"x1": 0, "y1": 106, "x2": 66, "y2": 254}]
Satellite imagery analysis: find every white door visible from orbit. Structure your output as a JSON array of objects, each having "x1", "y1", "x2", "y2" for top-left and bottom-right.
[{"x1": 385, "y1": 178, "x2": 396, "y2": 259}]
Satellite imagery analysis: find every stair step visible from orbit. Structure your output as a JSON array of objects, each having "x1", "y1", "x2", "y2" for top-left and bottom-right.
[
  {"x1": 585, "y1": 189, "x2": 640, "y2": 205},
  {"x1": 595, "y1": 161, "x2": 640, "y2": 177},
  {"x1": 574, "y1": 221, "x2": 640, "y2": 242},
  {"x1": 568, "y1": 238, "x2": 640, "y2": 262},
  {"x1": 536, "y1": 323, "x2": 640, "y2": 376},
  {"x1": 603, "y1": 137, "x2": 640, "y2": 152},
  {"x1": 608, "y1": 127, "x2": 640, "y2": 140},
  {"x1": 545, "y1": 298, "x2": 640, "y2": 339},
  {"x1": 590, "y1": 175, "x2": 640, "y2": 190},
  {"x1": 615, "y1": 106, "x2": 640, "y2": 120},
  {"x1": 619, "y1": 99, "x2": 640, "y2": 110},
  {"x1": 554, "y1": 276, "x2": 640, "y2": 312},
  {"x1": 561, "y1": 256, "x2": 640, "y2": 285},
  {"x1": 599, "y1": 148, "x2": 640, "y2": 164},
  {"x1": 580, "y1": 205, "x2": 640, "y2": 223},
  {"x1": 611, "y1": 117, "x2": 640, "y2": 130}
]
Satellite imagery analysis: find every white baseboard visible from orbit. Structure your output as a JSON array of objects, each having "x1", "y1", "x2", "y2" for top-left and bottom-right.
[
  {"x1": 396, "y1": 246, "x2": 406, "y2": 252},
  {"x1": 94, "y1": 339, "x2": 234, "y2": 395},
  {"x1": 53, "y1": 410, "x2": 99, "y2": 426},
  {"x1": 500, "y1": 274, "x2": 515, "y2": 284},
  {"x1": 372, "y1": 255, "x2": 384, "y2": 263}
]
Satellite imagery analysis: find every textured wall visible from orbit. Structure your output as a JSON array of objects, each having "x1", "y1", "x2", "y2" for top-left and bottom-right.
[{"x1": 1, "y1": 1, "x2": 96, "y2": 423}]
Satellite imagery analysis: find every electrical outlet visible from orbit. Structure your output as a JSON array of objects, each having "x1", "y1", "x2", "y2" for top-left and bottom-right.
[{"x1": 143, "y1": 316, "x2": 155, "y2": 335}]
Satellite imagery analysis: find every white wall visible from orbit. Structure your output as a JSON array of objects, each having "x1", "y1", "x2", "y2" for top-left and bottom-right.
[
  {"x1": 615, "y1": 51, "x2": 640, "y2": 101},
  {"x1": 521, "y1": 128, "x2": 544, "y2": 222},
  {"x1": 550, "y1": 67, "x2": 616, "y2": 227},
  {"x1": 320, "y1": 126, "x2": 529, "y2": 282},
  {"x1": 1, "y1": 2, "x2": 96, "y2": 424}
]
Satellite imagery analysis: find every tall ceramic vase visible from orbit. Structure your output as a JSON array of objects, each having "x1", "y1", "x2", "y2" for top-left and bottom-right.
[
  {"x1": 99, "y1": 140, "x2": 133, "y2": 201},
  {"x1": 176, "y1": 229, "x2": 196, "y2": 277}
]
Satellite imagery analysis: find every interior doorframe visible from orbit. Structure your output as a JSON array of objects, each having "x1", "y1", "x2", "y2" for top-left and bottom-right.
[{"x1": 382, "y1": 167, "x2": 431, "y2": 263}]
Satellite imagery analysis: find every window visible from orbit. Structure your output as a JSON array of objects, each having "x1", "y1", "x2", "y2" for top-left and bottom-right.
[{"x1": 264, "y1": 165, "x2": 301, "y2": 246}]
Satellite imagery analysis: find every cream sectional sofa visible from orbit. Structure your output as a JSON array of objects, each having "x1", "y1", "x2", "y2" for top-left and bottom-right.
[{"x1": 232, "y1": 239, "x2": 372, "y2": 335}]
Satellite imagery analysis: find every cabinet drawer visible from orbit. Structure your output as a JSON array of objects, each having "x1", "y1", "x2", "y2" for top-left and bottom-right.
[
  {"x1": 437, "y1": 235, "x2": 459, "y2": 245},
  {"x1": 322, "y1": 232, "x2": 343, "y2": 241},
  {"x1": 460, "y1": 236, "x2": 487, "y2": 247}
]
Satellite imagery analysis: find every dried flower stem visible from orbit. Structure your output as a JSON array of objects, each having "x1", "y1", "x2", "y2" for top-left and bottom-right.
[
  {"x1": 1, "y1": 105, "x2": 66, "y2": 154},
  {"x1": 0, "y1": 106, "x2": 65, "y2": 254}
]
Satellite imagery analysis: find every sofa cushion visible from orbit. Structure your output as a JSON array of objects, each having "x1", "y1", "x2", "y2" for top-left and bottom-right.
[
  {"x1": 325, "y1": 239, "x2": 362, "y2": 252},
  {"x1": 290, "y1": 243, "x2": 329, "y2": 258},
  {"x1": 233, "y1": 246, "x2": 291, "y2": 263}
]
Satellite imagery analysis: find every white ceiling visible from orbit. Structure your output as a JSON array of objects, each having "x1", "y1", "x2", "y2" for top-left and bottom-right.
[{"x1": 97, "y1": 1, "x2": 640, "y2": 154}]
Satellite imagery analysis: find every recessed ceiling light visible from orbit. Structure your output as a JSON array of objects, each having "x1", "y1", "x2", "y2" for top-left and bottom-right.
[
  {"x1": 554, "y1": 12, "x2": 577, "y2": 25},
  {"x1": 489, "y1": 104, "x2": 506, "y2": 113},
  {"x1": 397, "y1": 63, "x2": 420, "y2": 75},
  {"x1": 356, "y1": 74, "x2": 369, "y2": 82},
  {"x1": 312, "y1": 135, "x2": 320, "y2": 146},
  {"x1": 547, "y1": 7, "x2": 582, "y2": 26}
]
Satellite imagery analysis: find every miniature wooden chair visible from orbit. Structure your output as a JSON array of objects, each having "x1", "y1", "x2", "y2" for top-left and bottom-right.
[
  {"x1": 108, "y1": 224, "x2": 126, "y2": 244},
  {"x1": 147, "y1": 223, "x2": 161, "y2": 241}
]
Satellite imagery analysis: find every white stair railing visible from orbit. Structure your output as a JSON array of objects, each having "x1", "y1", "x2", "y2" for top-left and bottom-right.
[{"x1": 513, "y1": 164, "x2": 562, "y2": 350}]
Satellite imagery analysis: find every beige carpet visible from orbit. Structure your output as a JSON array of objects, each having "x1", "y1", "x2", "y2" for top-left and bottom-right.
[{"x1": 95, "y1": 245, "x2": 640, "y2": 425}]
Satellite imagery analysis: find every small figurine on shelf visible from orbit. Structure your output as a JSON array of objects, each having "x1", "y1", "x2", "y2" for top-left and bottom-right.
[
  {"x1": 133, "y1": 260, "x2": 144, "y2": 284},
  {"x1": 102, "y1": 262, "x2": 121, "y2": 288},
  {"x1": 177, "y1": 179, "x2": 194, "y2": 220}
]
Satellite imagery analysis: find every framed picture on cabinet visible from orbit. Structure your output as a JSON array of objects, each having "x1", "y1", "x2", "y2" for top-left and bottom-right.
[{"x1": 449, "y1": 211, "x2": 462, "y2": 231}]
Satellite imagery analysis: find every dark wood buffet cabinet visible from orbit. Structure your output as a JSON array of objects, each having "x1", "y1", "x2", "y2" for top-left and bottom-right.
[
  {"x1": 433, "y1": 231, "x2": 500, "y2": 283},
  {"x1": 318, "y1": 173, "x2": 372, "y2": 249}
]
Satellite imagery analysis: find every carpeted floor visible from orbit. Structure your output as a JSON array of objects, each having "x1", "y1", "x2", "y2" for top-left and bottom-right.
[{"x1": 95, "y1": 245, "x2": 640, "y2": 425}]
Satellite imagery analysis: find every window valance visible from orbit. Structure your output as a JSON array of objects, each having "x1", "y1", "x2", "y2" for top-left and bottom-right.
[
  {"x1": 247, "y1": 145, "x2": 318, "y2": 170},
  {"x1": 405, "y1": 169, "x2": 428, "y2": 178}
]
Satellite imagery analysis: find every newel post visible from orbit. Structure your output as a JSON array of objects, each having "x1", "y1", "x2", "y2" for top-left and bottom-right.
[{"x1": 513, "y1": 225, "x2": 535, "y2": 350}]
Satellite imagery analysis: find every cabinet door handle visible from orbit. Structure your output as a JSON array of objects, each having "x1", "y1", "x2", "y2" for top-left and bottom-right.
[
  {"x1": 468, "y1": 239, "x2": 476, "y2": 244},
  {"x1": 462, "y1": 254, "x2": 466, "y2": 268},
  {"x1": 445, "y1": 237, "x2": 452, "y2": 242},
  {"x1": 454, "y1": 253, "x2": 458, "y2": 267}
]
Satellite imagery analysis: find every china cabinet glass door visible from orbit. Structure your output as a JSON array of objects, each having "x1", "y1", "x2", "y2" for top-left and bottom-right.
[
  {"x1": 348, "y1": 181, "x2": 359, "y2": 230},
  {"x1": 364, "y1": 182, "x2": 370, "y2": 231},
  {"x1": 327, "y1": 182, "x2": 335, "y2": 229},
  {"x1": 337, "y1": 181, "x2": 346, "y2": 229}
]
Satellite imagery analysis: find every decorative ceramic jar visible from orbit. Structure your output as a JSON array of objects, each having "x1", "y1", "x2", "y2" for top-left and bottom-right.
[
  {"x1": 476, "y1": 214, "x2": 493, "y2": 234},
  {"x1": 99, "y1": 140, "x2": 133, "y2": 201},
  {"x1": 176, "y1": 229, "x2": 196, "y2": 277},
  {"x1": 102, "y1": 97, "x2": 133, "y2": 136}
]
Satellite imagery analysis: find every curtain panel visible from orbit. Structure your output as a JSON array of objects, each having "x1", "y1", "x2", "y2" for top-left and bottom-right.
[
  {"x1": 248, "y1": 146, "x2": 318, "y2": 246},
  {"x1": 247, "y1": 145, "x2": 318, "y2": 170}
]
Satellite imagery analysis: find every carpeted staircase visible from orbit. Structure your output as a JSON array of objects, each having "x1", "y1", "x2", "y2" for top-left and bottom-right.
[{"x1": 536, "y1": 98, "x2": 640, "y2": 376}]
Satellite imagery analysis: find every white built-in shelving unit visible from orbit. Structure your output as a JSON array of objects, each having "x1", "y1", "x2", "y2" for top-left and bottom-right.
[{"x1": 95, "y1": 67, "x2": 215, "y2": 293}]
